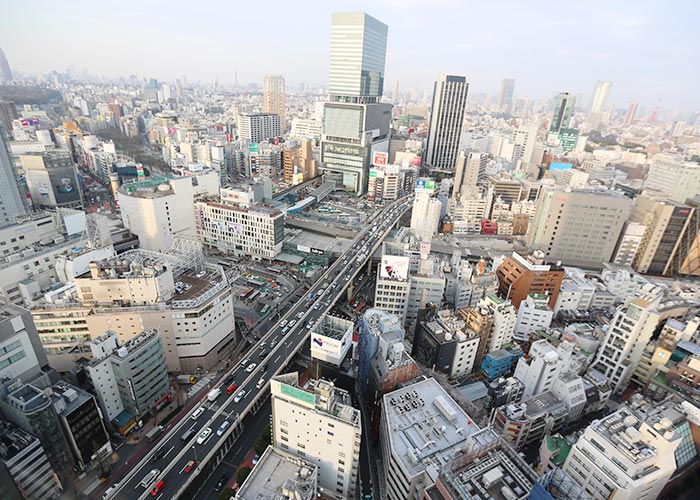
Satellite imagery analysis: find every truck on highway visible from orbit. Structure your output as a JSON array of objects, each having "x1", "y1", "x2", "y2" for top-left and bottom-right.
[
  {"x1": 145, "y1": 425, "x2": 164, "y2": 443},
  {"x1": 207, "y1": 388, "x2": 222, "y2": 402}
]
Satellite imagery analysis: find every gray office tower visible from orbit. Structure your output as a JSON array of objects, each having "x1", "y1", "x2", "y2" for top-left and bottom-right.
[
  {"x1": 497, "y1": 78, "x2": 515, "y2": 113},
  {"x1": 424, "y1": 75, "x2": 469, "y2": 171},
  {"x1": 0, "y1": 127, "x2": 26, "y2": 227},
  {"x1": 321, "y1": 12, "x2": 391, "y2": 196}
]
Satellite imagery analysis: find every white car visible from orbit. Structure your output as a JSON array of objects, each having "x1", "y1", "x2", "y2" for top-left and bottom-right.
[
  {"x1": 191, "y1": 406, "x2": 205, "y2": 420},
  {"x1": 234, "y1": 390, "x2": 247, "y2": 403},
  {"x1": 297, "y1": 312, "x2": 304, "y2": 319},
  {"x1": 196, "y1": 270, "x2": 207, "y2": 278},
  {"x1": 288, "y1": 320, "x2": 296, "y2": 327},
  {"x1": 196, "y1": 427, "x2": 212, "y2": 445},
  {"x1": 246, "y1": 363, "x2": 257, "y2": 372}
]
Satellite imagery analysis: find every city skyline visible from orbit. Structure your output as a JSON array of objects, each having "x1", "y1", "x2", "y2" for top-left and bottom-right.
[{"x1": 1, "y1": 0, "x2": 698, "y2": 112}]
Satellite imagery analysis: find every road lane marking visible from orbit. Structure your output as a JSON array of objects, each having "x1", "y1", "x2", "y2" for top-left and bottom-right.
[
  {"x1": 274, "y1": 354, "x2": 281, "y2": 363},
  {"x1": 163, "y1": 446, "x2": 175, "y2": 459}
]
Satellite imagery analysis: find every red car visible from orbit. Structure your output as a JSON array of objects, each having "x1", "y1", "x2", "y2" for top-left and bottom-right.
[
  {"x1": 184, "y1": 460, "x2": 197, "y2": 473},
  {"x1": 151, "y1": 480, "x2": 165, "y2": 496},
  {"x1": 227, "y1": 383, "x2": 238, "y2": 394}
]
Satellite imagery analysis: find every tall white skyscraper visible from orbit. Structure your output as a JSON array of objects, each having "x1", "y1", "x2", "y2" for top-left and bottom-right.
[
  {"x1": 263, "y1": 75, "x2": 286, "y2": 128},
  {"x1": 424, "y1": 75, "x2": 469, "y2": 170},
  {"x1": 321, "y1": 12, "x2": 391, "y2": 195},
  {"x1": 0, "y1": 129, "x2": 26, "y2": 227},
  {"x1": 588, "y1": 80, "x2": 612, "y2": 115}
]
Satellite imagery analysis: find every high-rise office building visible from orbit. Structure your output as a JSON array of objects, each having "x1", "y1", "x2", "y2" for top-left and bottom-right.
[
  {"x1": 0, "y1": 101, "x2": 18, "y2": 132},
  {"x1": 0, "y1": 46, "x2": 11, "y2": 82},
  {"x1": 549, "y1": 92, "x2": 576, "y2": 134},
  {"x1": 0, "y1": 129, "x2": 26, "y2": 228},
  {"x1": 630, "y1": 193, "x2": 695, "y2": 276},
  {"x1": 588, "y1": 81, "x2": 612, "y2": 115},
  {"x1": 497, "y1": 78, "x2": 515, "y2": 113},
  {"x1": 623, "y1": 100, "x2": 638, "y2": 126},
  {"x1": 0, "y1": 422, "x2": 62, "y2": 499},
  {"x1": 424, "y1": 75, "x2": 469, "y2": 170},
  {"x1": 271, "y1": 373, "x2": 361, "y2": 500},
  {"x1": 0, "y1": 382, "x2": 72, "y2": 470},
  {"x1": 526, "y1": 187, "x2": 632, "y2": 267},
  {"x1": 321, "y1": 12, "x2": 391, "y2": 195},
  {"x1": 263, "y1": 75, "x2": 286, "y2": 128}
]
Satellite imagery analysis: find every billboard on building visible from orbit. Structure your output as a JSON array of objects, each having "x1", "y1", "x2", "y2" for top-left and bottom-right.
[
  {"x1": 549, "y1": 162, "x2": 573, "y2": 171},
  {"x1": 415, "y1": 178, "x2": 436, "y2": 193},
  {"x1": 373, "y1": 151, "x2": 388, "y2": 165},
  {"x1": 380, "y1": 255, "x2": 410, "y2": 281},
  {"x1": 310, "y1": 324, "x2": 353, "y2": 366}
]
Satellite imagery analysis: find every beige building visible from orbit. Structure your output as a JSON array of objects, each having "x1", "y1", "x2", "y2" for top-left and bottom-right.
[
  {"x1": 263, "y1": 75, "x2": 286, "y2": 129},
  {"x1": 271, "y1": 373, "x2": 360, "y2": 500},
  {"x1": 644, "y1": 154, "x2": 700, "y2": 204},
  {"x1": 527, "y1": 187, "x2": 632, "y2": 267}
]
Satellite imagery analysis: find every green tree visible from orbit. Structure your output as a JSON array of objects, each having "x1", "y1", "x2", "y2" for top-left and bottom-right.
[
  {"x1": 217, "y1": 487, "x2": 235, "y2": 500},
  {"x1": 254, "y1": 425, "x2": 272, "y2": 456},
  {"x1": 236, "y1": 466, "x2": 251, "y2": 485}
]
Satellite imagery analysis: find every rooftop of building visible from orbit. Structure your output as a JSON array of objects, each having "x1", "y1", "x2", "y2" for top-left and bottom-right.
[
  {"x1": 117, "y1": 175, "x2": 176, "y2": 198},
  {"x1": 236, "y1": 446, "x2": 317, "y2": 500},
  {"x1": 50, "y1": 381, "x2": 91, "y2": 416},
  {"x1": 196, "y1": 196, "x2": 283, "y2": 216},
  {"x1": 274, "y1": 373, "x2": 360, "y2": 427},
  {"x1": 286, "y1": 231, "x2": 339, "y2": 254},
  {"x1": 503, "y1": 391, "x2": 567, "y2": 421},
  {"x1": 3, "y1": 382, "x2": 50, "y2": 413},
  {"x1": 0, "y1": 422, "x2": 39, "y2": 463},
  {"x1": 438, "y1": 428, "x2": 538, "y2": 500},
  {"x1": 315, "y1": 314, "x2": 353, "y2": 341},
  {"x1": 382, "y1": 377, "x2": 480, "y2": 478},
  {"x1": 361, "y1": 308, "x2": 405, "y2": 336},
  {"x1": 590, "y1": 406, "x2": 679, "y2": 466},
  {"x1": 114, "y1": 328, "x2": 160, "y2": 359},
  {"x1": 545, "y1": 433, "x2": 572, "y2": 466},
  {"x1": 423, "y1": 309, "x2": 477, "y2": 344}
]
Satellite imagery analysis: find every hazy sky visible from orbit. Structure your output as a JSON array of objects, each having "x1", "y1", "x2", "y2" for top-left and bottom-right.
[{"x1": 2, "y1": 0, "x2": 698, "y2": 112}]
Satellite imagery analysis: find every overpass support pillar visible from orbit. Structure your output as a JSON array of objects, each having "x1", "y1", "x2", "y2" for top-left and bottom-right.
[
  {"x1": 367, "y1": 258, "x2": 373, "y2": 275},
  {"x1": 346, "y1": 283, "x2": 354, "y2": 302}
]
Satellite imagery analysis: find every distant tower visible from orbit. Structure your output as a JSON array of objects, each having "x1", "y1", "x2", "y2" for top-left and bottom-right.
[
  {"x1": 588, "y1": 81, "x2": 612, "y2": 115},
  {"x1": 497, "y1": 78, "x2": 515, "y2": 113},
  {"x1": 424, "y1": 75, "x2": 469, "y2": 170},
  {"x1": 0, "y1": 46, "x2": 11, "y2": 82},
  {"x1": 549, "y1": 92, "x2": 576, "y2": 134},
  {"x1": 263, "y1": 75, "x2": 286, "y2": 129},
  {"x1": 623, "y1": 101, "x2": 638, "y2": 126},
  {"x1": 393, "y1": 81, "x2": 400, "y2": 103},
  {"x1": 648, "y1": 93, "x2": 663, "y2": 123}
]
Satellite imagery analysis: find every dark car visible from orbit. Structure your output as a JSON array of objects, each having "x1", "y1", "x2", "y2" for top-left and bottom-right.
[
  {"x1": 214, "y1": 474, "x2": 227, "y2": 492},
  {"x1": 224, "y1": 374, "x2": 235, "y2": 385},
  {"x1": 261, "y1": 362, "x2": 269, "y2": 372},
  {"x1": 151, "y1": 447, "x2": 166, "y2": 462}
]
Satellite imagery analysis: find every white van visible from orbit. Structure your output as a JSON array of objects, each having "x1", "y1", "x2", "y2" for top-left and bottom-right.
[
  {"x1": 140, "y1": 469, "x2": 160, "y2": 488},
  {"x1": 256, "y1": 377, "x2": 265, "y2": 389}
]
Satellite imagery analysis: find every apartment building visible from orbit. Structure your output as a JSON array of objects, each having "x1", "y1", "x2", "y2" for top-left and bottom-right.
[{"x1": 495, "y1": 252, "x2": 564, "y2": 310}]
